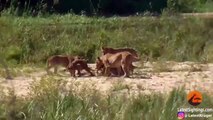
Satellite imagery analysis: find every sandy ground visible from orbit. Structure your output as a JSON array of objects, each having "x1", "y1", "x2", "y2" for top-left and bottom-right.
[
  {"x1": 181, "y1": 12, "x2": 213, "y2": 18},
  {"x1": 0, "y1": 61, "x2": 213, "y2": 97}
]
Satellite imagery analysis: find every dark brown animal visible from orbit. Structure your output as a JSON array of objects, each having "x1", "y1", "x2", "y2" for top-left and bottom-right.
[{"x1": 68, "y1": 59, "x2": 95, "y2": 77}]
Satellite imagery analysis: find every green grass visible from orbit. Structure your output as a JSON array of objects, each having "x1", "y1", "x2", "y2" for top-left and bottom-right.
[
  {"x1": 196, "y1": 0, "x2": 213, "y2": 12},
  {"x1": 0, "y1": 77, "x2": 212, "y2": 120},
  {"x1": 112, "y1": 80, "x2": 129, "y2": 92},
  {"x1": 0, "y1": 14, "x2": 213, "y2": 66}
]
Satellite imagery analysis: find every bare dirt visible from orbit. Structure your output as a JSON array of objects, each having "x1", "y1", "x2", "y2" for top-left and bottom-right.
[
  {"x1": 181, "y1": 12, "x2": 213, "y2": 18},
  {"x1": 0, "y1": 61, "x2": 213, "y2": 97}
]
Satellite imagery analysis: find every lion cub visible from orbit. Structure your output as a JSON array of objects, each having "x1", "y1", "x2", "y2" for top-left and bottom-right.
[
  {"x1": 68, "y1": 59, "x2": 95, "y2": 77},
  {"x1": 46, "y1": 55, "x2": 81, "y2": 74}
]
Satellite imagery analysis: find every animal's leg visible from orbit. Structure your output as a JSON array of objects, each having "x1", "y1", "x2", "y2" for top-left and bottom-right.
[
  {"x1": 129, "y1": 64, "x2": 135, "y2": 74},
  {"x1": 54, "y1": 66, "x2": 58, "y2": 74},
  {"x1": 121, "y1": 63, "x2": 130, "y2": 78},
  {"x1": 76, "y1": 69, "x2": 82, "y2": 76},
  {"x1": 97, "y1": 67, "x2": 105, "y2": 76},
  {"x1": 116, "y1": 67, "x2": 122, "y2": 77},
  {"x1": 72, "y1": 70, "x2": 76, "y2": 77},
  {"x1": 95, "y1": 69, "x2": 99, "y2": 76},
  {"x1": 125, "y1": 64, "x2": 130, "y2": 77},
  {"x1": 46, "y1": 66, "x2": 51, "y2": 74},
  {"x1": 105, "y1": 67, "x2": 110, "y2": 76},
  {"x1": 85, "y1": 67, "x2": 95, "y2": 76},
  {"x1": 46, "y1": 63, "x2": 53, "y2": 74},
  {"x1": 69, "y1": 69, "x2": 75, "y2": 77},
  {"x1": 126, "y1": 66, "x2": 130, "y2": 77},
  {"x1": 121, "y1": 64, "x2": 127, "y2": 77},
  {"x1": 101, "y1": 67, "x2": 105, "y2": 75},
  {"x1": 110, "y1": 68, "x2": 117, "y2": 76}
]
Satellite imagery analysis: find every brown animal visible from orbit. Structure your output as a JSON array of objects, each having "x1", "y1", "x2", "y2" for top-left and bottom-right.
[
  {"x1": 101, "y1": 47, "x2": 139, "y2": 75},
  {"x1": 96, "y1": 51, "x2": 139, "y2": 77},
  {"x1": 96, "y1": 54, "x2": 122, "y2": 76},
  {"x1": 46, "y1": 55, "x2": 82, "y2": 74},
  {"x1": 68, "y1": 59, "x2": 95, "y2": 77},
  {"x1": 101, "y1": 47, "x2": 139, "y2": 57}
]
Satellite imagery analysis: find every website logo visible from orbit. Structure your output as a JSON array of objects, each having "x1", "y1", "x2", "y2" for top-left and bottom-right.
[
  {"x1": 177, "y1": 112, "x2": 185, "y2": 119},
  {"x1": 187, "y1": 90, "x2": 202, "y2": 106}
]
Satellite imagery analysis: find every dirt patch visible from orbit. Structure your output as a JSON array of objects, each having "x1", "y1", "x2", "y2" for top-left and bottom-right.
[
  {"x1": 181, "y1": 12, "x2": 213, "y2": 18},
  {"x1": 0, "y1": 62, "x2": 212, "y2": 97}
]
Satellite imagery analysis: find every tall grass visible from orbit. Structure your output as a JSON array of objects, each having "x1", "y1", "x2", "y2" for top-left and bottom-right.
[
  {"x1": 0, "y1": 77, "x2": 212, "y2": 120},
  {"x1": 0, "y1": 14, "x2": 212, "y2": 65}
]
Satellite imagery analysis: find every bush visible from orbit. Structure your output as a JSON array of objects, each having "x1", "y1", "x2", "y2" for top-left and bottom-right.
[{"x1": 0, "y1": 15, "x2": 212, "y2": 64}]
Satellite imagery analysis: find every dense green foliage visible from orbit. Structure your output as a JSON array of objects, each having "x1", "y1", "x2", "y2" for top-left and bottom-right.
[
  {"x1": 0, "y1": 78, "x2": 212, "y2": 120},
  {"x1": 0, "y1": 15, "x2": 212, "y2": 64}
]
